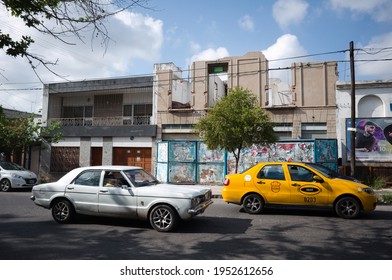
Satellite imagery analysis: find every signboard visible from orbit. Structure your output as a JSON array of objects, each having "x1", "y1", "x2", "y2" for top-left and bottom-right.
[{"x1": 346, "y1": 118, "x2": 392, "y2": 161}]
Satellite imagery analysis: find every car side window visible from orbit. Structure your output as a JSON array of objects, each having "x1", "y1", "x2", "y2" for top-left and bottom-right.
[
  {"x1": 73, "y1": 170, "x2": 101, "y2": 186},
  {"x1": 257, "y1": 165, "x2": 285, "y2": 180},
  {"x1": 103, "y1": 171, "x2": 130, "y2": 187},
  {"x1": 289, "y1": 165, "x2": 314, "y2": 182}
]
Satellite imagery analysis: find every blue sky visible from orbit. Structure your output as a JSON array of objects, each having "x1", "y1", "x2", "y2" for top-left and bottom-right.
[{"x1": 1, "y1": 0, "x2": 392, "y2": 113}]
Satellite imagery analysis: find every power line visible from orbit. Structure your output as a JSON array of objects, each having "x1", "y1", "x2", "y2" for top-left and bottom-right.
[{"x1": 1, "y1": 46, "x2": 392, "y2": 92}]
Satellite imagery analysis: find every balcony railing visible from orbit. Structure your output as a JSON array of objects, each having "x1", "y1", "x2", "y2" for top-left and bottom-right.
[{"x1": 49, "y1": 116, "x2": 151, "y2": 127}]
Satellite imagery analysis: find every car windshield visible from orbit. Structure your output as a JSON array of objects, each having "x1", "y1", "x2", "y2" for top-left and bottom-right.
[
  {"x1": 0, "y1": 161, "x2": 25, "y2": 171},
  {"x1": 304, "y1": 163, "x2": 336, "y2": 178},
  {"x1": 123, "y1": 169, "x2": 159, "y2": 187}
]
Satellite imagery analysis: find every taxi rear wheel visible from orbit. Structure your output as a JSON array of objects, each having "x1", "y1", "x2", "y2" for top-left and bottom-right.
[
  {"x1": 243, "y1": 194, "x2": 264, "y2": 214},
  {"x1": 335, "y1": 196, "x2": 360, "y2": 219}
]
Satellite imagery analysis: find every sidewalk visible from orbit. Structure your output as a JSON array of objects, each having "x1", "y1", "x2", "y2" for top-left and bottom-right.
[{"x1": 208, "y1": 185, "x2": 223, "y2": 198}]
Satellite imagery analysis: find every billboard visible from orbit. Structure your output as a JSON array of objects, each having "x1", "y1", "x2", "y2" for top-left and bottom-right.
[{"x1": 346, "y1": 118, "x2": 392, "y2": 161}]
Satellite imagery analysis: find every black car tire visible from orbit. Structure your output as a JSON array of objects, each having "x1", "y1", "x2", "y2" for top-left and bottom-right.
[
  {"x1": 51, "y1": 199, "x2": 75, "y2": 224},
  {"x1": 335, "y1": 196, "x2": 360, "y2": 219},
  {"x1": 243, "y1": 194, "x2": 265, "y2": 214},
  {"x1": 149, "y1": 204, "x2": 178, "y2": 232},
  {"x1": 0, "y1": 179, "x2": 11, "y2": 192}
]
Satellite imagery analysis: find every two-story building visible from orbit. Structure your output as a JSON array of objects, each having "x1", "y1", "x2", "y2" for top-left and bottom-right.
[
  {"x1": 153, "y1": 52, "x2": 338, "y2": 183},
  {"x1": 40, "y1": 76, "x2": 156, "y2": 180}
]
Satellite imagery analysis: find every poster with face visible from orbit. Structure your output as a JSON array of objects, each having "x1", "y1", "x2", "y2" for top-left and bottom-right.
[{"x1": 346, "y1": 118, "x2": 392, "y2": 161}]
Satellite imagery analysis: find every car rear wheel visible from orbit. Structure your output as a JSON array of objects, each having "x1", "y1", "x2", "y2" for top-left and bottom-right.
[
  {"x1": 243, "y1": 194, "x2": 264, "y2": 214},
  {"x1": 0, "y1": 179, "x2": 11, "y2": 192},
  {"x1": 335, "y1": 196, "x2": 360, "y2": 219},
  {"x1": 149, "y1": 205, "x2": 178, "y2": 232},
  {"x1": 51, "y1": 199, "x2": 75, "y2": 223}
]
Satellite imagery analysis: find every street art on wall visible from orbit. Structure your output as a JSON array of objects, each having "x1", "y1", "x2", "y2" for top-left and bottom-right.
[
  {"x1": 157, "y1": 141, "x2": 225, "y2": 184},
  {"x1": 346, "y1": 118, "x2": 392, "y2": 162},
  {"x1": 227, "y1": 141, "x2": 317, "y2": 174},
  {"x1": 157, "y1": 139, "x2": 338, "y2": 184}
]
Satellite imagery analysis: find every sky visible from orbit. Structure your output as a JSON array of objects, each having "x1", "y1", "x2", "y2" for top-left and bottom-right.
[{"x1": 1, "y1": 0, "x2": 392, "y2": 114}]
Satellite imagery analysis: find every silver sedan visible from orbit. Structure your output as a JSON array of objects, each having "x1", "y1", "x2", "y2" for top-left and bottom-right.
[{"x1": 31, "y1": 166, "x2": 213, "y2": 232}]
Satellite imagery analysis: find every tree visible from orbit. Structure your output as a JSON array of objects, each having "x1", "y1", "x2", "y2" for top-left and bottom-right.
[
  {"x1": 0, "y1": 0, "x2": 149, "y2": 77},
  {"x1": 0, "y1": 106, "x2": 62, "y2": 161},
  {"x1": 195, "y1": 87, "x2": 277, "y2": 173}
]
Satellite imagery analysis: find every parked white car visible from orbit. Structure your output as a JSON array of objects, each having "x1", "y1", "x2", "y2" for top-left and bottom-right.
[
  {"x1": 0, "y1": 161, "x2": 38, "y2": 192},
  {"x1": 31, "y1": 166, "x2": 213, "y2": 232}
]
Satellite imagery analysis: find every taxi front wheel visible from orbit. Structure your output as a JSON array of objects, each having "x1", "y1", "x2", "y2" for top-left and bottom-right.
[
  {"x1": 243, "y1": 194, "x2": 264, "y2": 214},
  {"x1": 335, "y1": 196, "x2": 360, "y2": 219}
]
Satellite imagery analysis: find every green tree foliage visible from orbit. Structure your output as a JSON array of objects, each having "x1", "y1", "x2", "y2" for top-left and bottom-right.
[
  {"x1": 195, "y1": 87, "x2": 277, "y2": 173},
  {"x1": 0, "y1": 0, "x2": 149, "y2": 72},
  {"x1": 0, "y1": 106, "x2": 62, "y2": 160}
]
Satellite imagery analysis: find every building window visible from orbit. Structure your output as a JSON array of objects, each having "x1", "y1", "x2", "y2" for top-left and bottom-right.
[
  {"x1": 273, "y1": 123, "x2": 293, "y2": 140},
  {"x1": 301, "y1": 122, "x2": 327, "y2": 139},
  {"x1": 123, "y1": 104, "x2": 152, "y2": 125},
  {"x1": 62, "y1": 106, "x2": 93, "y2": 126},
  {"x1": 208, "y1": 63, "x2": 228, "y2": 107}
]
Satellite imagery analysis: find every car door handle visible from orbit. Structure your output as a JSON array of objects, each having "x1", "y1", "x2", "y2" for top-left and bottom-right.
[
  {"x1": 257, "y1": 181, "x2": 265, "y2": 184},
  {"x1": 67, "y1": 186, "x2": 74, "y2": 190},
  {"x1": 100, "y1": 189, "x2": 109, "y2": 193},
  {"x1": 292, "y1": 183, "x2": 301, "y2": 187}
]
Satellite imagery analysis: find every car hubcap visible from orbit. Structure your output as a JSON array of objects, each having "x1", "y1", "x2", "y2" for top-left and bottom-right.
[
  {"x1": 340, "y1": 200, "x2": 356, "y2": 216},
  {"x1": 0, "y1": 181, "x2": 10, "y2": 191},
  {"x1": 54, "y1": 202, "x2": 69, "y2": 221},
  {"x1": 246, "y1": 197, "x2": 261, "y2": 212},
  {"x1": 152, "y1": 209, "x2": 172, "y2": 229}
]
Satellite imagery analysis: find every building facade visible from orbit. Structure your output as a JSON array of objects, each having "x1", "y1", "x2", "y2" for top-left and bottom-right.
[
  {"x1": 40, "y1": 52, "x2": 339, "y2": 182},
  {"x1": 40, "y1": 76, "x2": 156, "y2": 180},
  {"x1": 336, "y1": 80, "x2": 392, "y2": 181}
]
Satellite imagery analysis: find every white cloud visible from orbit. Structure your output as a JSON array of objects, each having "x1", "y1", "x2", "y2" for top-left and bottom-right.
[
  {"x1": 329, "y1": 0, "x2": 392, "y2": 22},
  {"x1": 262, "y1": 34, "x2": 307, "y2": 81},
  {"x1": 272, "y1": 0, "x2": 309, "y2": 29},
  {"x1": 355, "y1": 32, "x2": 392, "y2": 80},
  {"x1": 0, "y1": 7, "x2": 163, "y2": 113},
  {"x1": 238, "y1": 15, "x2": 255, "y2": 32},
  {"x1": 189, "y1": 47, "x2": 230, "y2": 63}
]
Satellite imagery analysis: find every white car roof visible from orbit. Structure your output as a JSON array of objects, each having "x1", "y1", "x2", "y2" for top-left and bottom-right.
[{"x1": 57, "y1": 165, "x2": 143, "y2": 183}]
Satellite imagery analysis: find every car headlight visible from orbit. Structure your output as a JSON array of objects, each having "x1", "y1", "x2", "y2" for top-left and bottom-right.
[
  {"x1": 12, "y1": 174, "x2": 23, "y2": 179},
  {"x1": 358, "y1": 187, "x2": 375, "y2": 195},
  {"x1": 191, "y1": 196, "x2": 202, "y2": 208}
]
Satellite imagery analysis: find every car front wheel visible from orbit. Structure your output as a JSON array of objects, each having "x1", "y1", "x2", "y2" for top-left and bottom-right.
[
  {"x1": 243, "y1": 194, "x2": 264, "y2": 214},
  {"x1": 0, "y1": 179, "x2": 12, "y2": 192},
  {"x1": 51, "y1": 199, "x2": 75, "y2": 223},
  {"x1": 335, "y1": 196, "x2": 360, "y2": 219},
  {"x1": 149, "y1": 205, "x2": 178, "y2": 232}
]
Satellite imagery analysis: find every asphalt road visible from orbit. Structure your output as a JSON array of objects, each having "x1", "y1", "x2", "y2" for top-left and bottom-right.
[{"x1": 1, "y1": 190, "x2": 392, "y2": 260}]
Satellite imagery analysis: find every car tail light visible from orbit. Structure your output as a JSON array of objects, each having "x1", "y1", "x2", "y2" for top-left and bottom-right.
[{"x1": 224, "y1": 177, "x2": 230, "y2": 186}]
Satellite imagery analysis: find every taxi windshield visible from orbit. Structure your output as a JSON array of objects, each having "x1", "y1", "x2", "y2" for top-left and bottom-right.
[{"x1": 305, "y1": 163, "x2": 336, "y2": 178}]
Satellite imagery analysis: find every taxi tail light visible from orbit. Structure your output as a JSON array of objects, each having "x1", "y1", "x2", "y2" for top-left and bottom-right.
[{"x1": 224, "y1": 178, "x2": 230, "y2": 186}]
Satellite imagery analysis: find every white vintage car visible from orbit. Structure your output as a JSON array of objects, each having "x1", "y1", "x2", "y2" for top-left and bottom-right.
[{"x1": 31, "y1": 166, "x2": 213, "y2": 232}]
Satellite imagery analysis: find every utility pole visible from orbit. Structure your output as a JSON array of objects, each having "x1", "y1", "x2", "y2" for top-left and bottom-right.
[{"x1": 349, "y1": 41, "x2": 356, "y2": 177}]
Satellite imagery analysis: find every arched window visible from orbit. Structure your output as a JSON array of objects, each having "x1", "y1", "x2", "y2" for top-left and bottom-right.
[{"x1": 358, "y1": 95, "x2": 384, "y2": 117}]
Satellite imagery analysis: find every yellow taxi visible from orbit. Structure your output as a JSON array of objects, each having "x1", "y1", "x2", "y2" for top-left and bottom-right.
[{"x1": 222, "y1": 162, "x2": 378, "y2": 219}]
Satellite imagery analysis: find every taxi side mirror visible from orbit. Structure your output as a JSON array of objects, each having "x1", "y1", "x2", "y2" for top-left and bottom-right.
[{"x1": 313, "y1": 175, "x2": 324, "y2": 183}]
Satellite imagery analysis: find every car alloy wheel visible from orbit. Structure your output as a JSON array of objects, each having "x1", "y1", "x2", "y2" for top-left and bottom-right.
[
  {"x1": 149, "y1": 205, "x2": 178, "y2": 232},
  {"x1": 51, "y1": 199, "x2": 75, "y2": 223},
  {"x1": 335, "y1": 196, "x2": 360, "y2": 219},
  {"x1": 243, "y1": 194, "x2": 264, "y2": 214},
  {"x1": 0, "y1": 179, "x2": 11, "y2": 192}
]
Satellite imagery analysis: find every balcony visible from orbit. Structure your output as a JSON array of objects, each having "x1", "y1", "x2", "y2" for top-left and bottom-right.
[
  {"x1": 48, "y1": 116, "x2": 156, "y2": 137},
  {"x1": 50, "y1": 116, "x2": 151, "y2": 127}
]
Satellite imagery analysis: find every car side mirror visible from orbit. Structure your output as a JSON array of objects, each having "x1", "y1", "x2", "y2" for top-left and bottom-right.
[{"x1": 313, "y1": 175, "x2": 324, "y2": 183}]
